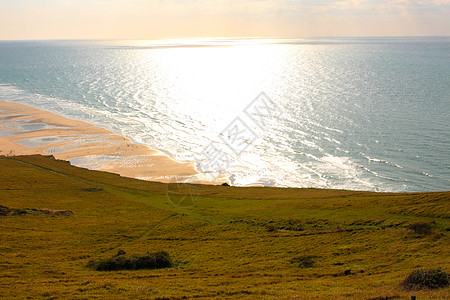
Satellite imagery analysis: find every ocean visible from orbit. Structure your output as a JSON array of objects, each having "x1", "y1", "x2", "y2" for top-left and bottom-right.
[{"x1": 0, "y1": 37, "x2": 449, "y2": 192}]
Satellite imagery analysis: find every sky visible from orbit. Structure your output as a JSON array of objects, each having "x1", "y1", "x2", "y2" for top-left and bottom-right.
[{"x1": 0, "y1": 0, "x2": 449, "y2": 40}]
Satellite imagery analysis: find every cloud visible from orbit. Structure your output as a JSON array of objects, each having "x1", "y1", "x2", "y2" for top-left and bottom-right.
[{"x1": 0, "y1": 0, "x2": 449, "y2": 39}]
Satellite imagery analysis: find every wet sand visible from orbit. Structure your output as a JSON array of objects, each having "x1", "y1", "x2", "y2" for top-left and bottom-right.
[{"x1": 0, "y1": 100, "x2": 208, "y2": 183}]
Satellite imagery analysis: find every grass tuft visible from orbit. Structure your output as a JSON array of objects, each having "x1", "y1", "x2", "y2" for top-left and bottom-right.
[{"x1": 266, "y1": 224, "x2": 277, "y2": 232}]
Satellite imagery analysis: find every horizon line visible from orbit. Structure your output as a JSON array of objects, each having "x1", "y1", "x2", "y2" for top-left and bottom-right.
[{"x1": 1, "y1": 35, "x2": 450, "y2": 42}]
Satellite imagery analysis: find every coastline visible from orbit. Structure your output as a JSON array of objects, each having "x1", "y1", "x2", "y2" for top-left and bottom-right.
[{"x1": 0, "y1": 100, "x2": 212, "y2": 183}]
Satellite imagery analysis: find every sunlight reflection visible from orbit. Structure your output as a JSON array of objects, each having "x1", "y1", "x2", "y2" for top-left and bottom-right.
[{"x1": 136, "y1": 42, "x2": 291, "y2": 130}]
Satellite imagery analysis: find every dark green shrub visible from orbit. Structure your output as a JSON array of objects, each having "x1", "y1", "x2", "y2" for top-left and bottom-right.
[
  {"x1": 401, "y1": 269, "x2": 449, "y2": 290},
  {"x1": 88, "y1": 251, "x2": 174, "y2": 271},
  {"x1": 290, "y1": 255, "x2": 316, "y2": 268},
  {"x1": 0, "y1": 205, "x2": 11, "y2": 216},
  {"x1": 81, "y1": 187, "x2": 103, "y2": 192},
  {"x1": 131, "y1": 251, "x2": 173, "y2": 270},
  {"x1": 95, "y1": 255, "x2": 132, "y2": 271},
  {"x1": 408, "y1": 222, "x2": 433, "y2": 235},
  {"x1": 12, "y1": 209, "x2": 27, "y2": 215}
]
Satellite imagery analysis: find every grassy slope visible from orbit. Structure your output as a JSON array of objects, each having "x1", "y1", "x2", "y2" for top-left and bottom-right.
[{"x1": 0, "y1": 155, "x2": 448, "y2": 299}]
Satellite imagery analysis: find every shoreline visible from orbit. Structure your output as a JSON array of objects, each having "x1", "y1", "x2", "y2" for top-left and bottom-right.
[{"x1": 0, "y1": 100, "x2": 220, "y2": 184}]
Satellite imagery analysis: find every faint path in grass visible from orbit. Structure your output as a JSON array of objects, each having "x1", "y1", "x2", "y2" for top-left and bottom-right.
[
  {"x1": 5, "y1": 157, "x2": 96, "y2": 188},
  {"x1": 0, "y1": 225, "x2": 54, "y2": 232},
  {"x1": 98, "y1": 213, "x2": 179, "y2": 254},
  {"x1": 5, "y1": 157, "x2": 182, "y2": 254}
]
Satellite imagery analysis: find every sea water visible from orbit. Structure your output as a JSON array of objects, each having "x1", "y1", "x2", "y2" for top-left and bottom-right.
[{"x1": 0, "y1": 37, "x2": 449, "y2": 192}]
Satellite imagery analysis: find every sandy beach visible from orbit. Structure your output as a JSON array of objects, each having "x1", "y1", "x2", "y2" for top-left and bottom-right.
[{"x1": 0, "y1": 100, "x2": 207, "y2": 183}]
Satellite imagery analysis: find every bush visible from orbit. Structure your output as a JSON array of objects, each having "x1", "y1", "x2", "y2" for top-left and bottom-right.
[
  {"x1": 81, "y1": 187, "x2": 103, "y2": 192},
  {"x1": 88, "y1": 251, "x2": 174, "y2": 271},
  {"x1": 408, "y1": 222, "x2": 433, "y2": 235},
  {"x1": 290, "y1": 255, "x2": 316, "y2": 268},
  {"x1": 401, "y1": 269, "x2": 449, "y2": 290},
  {"x1": 0, "y1": 205, "x2": 11, "y2": 216}
]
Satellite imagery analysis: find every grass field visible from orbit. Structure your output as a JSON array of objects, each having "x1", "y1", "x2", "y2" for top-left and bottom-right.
[{"x1": 0, "y1": 155, "x2": 448, "y2": 299}]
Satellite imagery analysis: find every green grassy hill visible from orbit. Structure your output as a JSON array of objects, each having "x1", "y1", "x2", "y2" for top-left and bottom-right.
[{"x1": 0, "y1": 155, "x2": 448, "y2": 299}]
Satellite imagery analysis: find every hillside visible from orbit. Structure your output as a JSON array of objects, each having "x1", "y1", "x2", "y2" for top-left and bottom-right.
[{"x1": 0, "y1": 155, "x2": 448, "y2": 299}]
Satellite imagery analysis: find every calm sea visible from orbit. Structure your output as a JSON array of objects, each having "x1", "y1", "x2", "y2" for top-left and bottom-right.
[{"x1": 0, "y1": 37, "x2": 449, "y2": 192}]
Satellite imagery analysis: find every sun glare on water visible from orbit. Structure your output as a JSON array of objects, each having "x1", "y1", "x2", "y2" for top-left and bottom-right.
[{"x1": 129, "y1": 39, "x2": 292, "y2": 127}]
